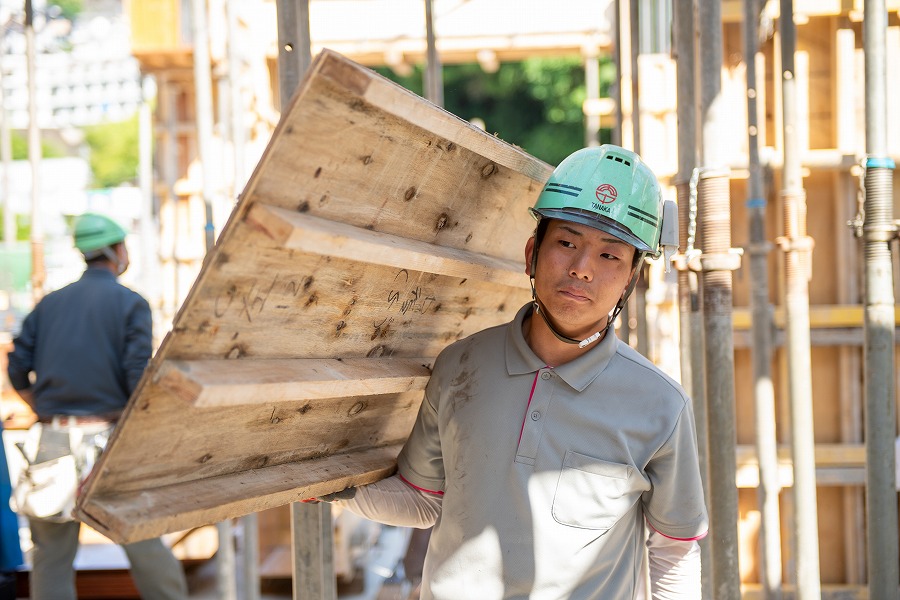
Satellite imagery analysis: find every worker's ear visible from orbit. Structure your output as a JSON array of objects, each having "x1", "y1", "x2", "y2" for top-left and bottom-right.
[{"x1": 524, "y1": 236, "x2": 536, "y2": 277}]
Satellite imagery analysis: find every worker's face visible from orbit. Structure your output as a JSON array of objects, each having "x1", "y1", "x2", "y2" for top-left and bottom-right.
[{"x1": 525, "y1": 219, "x2": 636, "y2": 339}]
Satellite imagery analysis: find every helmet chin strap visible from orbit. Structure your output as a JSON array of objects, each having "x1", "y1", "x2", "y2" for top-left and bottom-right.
[{"x1": 529, "y1": 251, "x2": 647, "y2": 350}]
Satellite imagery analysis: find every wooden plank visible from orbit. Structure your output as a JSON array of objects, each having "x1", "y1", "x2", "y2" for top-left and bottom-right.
[
  {"x1": 247, "y1": 203, "x2": 530, "y2": 290},
  {"x1": 78, "y1": 444, "x2": 401, "y2": 543},
  {"x1": 75, "y1": 49, "x2": 549, "y2": 544},
  {"x1": 735, "y1": 443, "x2": 867, "y2": 488},
  {"x1": 155, "y1": 357, "x2": 433, "y2": 407}
]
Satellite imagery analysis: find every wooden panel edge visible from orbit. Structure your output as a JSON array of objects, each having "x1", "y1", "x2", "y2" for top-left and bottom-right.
[
  {"x1": 155, "y1": 357, "x2": 433, "y2": 407},
  {"x1": 247, "y1": 203, "x2": 530, "y2": 289},
  {"x1": 75, "y1": 444, "x2": 402, "y2": 544}
]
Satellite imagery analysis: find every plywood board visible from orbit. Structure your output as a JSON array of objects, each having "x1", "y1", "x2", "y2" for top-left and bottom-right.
[{"x1": 75, "y1": 49, "x2": 552, "y2": 543}]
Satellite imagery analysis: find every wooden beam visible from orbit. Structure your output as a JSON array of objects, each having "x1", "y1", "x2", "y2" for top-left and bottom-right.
[
  {"x1": 735, "y1": 443, "x2": 868, "y2": 488},
  {"x1": 247, "y1": 203, "x2": 530, "y2": 289},
  {"x1": 155, "y1": 357, "x2": 433, "y2": 407},
  {"x1": 77, "y1": 444, "x2": 401, "y2": 544},
  {"x1": 732, "y1": 304, "x2": 900, "y2": 329}
]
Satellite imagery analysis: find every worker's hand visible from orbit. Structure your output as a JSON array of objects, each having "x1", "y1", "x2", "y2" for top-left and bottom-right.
[{"x1": 300, "y1": 487, "x2": 357, "y2": 504}]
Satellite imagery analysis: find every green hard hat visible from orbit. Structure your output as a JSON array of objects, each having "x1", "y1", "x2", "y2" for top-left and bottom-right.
[
  {"x1": 73, "y1": 213, "x2": 127, "y2": 253},
  {"x1": 530, "y1": 145, "x2": 664, "y2": 257}
]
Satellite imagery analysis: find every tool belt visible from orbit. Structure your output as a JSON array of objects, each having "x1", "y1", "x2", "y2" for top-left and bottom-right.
[{"x1": 11, "y1": 418, "x2": 115, "y2": 522}]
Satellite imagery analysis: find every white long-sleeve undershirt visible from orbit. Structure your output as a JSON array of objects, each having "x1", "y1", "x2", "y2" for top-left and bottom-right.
[{"x1": 338, "y1": 474, "x2": 702, "y2": 599}]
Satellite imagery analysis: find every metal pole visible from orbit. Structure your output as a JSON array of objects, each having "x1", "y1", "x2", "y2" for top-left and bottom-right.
[
  {"x1": 697, "y1": 1, "x2": 741, "y2": 597},
  {"x1": 423, "y1": 0, "x2": 443, "y2": 107},
  {"x1": 241, "y1": 512, "x2": 261, "y2": 600},
  {"x1": 191, "y1": 0, "x2": 216, "y2": 252},
  {"x1": 275, "y1": 0, "x2": 312, "y2": 112},
  {"x1": 25, "y1": 0, "x2": 43, "y2": 302},
  {"x1": 672, "y1": 2, "x2": 711, "y2": 597},
  {"x1": 612, "y1": 0, "x2": 623, "y2": 146},
  {"x1": 216, "y1": 520, "x2": 237, "y2": 600},
  {"x1": 777, "y1": 3, "x2": 822, "y2": 598},
  {"x1": 0, "y1": 30, "x2": 13, "y2": 249},
  {"x1": 191, "y1": 1, "x2": 233, "y2": 595},
  {"x1": 744, "y1": 1, "x2": 783, "y2": 599},
  {"x1": 291, "y1": 502, "x2": 336, "y2": 600},
  {"x1": 861, "y1": 1, "x2": 899, "y2": 597},
  {"x1": 272, "y1": 6, "x2": 334, "y2": 599},
  {"x1": 584, "y1": 49, "x2": 600, "y2": 148},
  {"x1": 138, "y1": 76, "x2": 160, "y2": 312},
  {"x1": 629, "y1": 0, "x2": 640, "y2": 153},
  {"x1": 225, "y1": 0, "x2": 246, "y2": 190}
]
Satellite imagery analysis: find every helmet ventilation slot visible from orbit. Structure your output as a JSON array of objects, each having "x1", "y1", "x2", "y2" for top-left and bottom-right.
[{"x1": 604, "y1": 154, "x2": 632, "y2": 167}]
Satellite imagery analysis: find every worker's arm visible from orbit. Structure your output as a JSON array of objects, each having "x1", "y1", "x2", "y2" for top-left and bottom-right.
[
  {"x1": 336, "y1": 474, "x2": 442, "y2": 529},
  {"x1": 7, "y1": 311, "x2": 37, "y2": 411},
  {"x1": 646, "y1": 526, "x2": 703, "y2": 600}
]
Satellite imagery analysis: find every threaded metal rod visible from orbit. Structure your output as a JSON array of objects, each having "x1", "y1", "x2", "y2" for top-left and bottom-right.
[{"x1": 698, "y1": 171, "x2": 741, "y2": 600}]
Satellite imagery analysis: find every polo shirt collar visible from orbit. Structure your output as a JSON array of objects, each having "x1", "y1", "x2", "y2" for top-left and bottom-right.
[{"x1": 505, "y1": 303, "x2": 618, "y2": 392}]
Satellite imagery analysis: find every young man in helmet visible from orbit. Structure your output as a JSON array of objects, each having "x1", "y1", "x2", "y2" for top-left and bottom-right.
[
  {"x1": 7, "y1": 213, "x2": 189, "y2": 600},
  {"x1": 315, "y1": 146, "x2": 708, "y2": 599}
]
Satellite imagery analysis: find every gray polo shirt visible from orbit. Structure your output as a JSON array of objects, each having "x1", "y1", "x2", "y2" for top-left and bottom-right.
[{"x1": 397, "y1": 303, "x2": 708, "y2": 600}]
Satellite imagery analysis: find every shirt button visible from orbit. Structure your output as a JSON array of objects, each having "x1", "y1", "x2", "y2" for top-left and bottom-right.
[
  {"x1": 531, "y1": 411, "x2": 541, "y2": 421},
  {"x1": 541, "y1": 372, "x2": 551, "y2": 380}
]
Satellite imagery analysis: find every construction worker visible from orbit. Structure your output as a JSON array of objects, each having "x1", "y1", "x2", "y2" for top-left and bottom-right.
[
  {"x1": 313, "y1": 145, "x2": 709, "y2": 599},
  {"x1": 6, "y1": 213, "x2": 188, "y2": 600}
]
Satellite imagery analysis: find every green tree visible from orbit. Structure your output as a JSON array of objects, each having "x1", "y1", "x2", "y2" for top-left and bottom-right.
[
  {"x1": 377, "y1": 56, "x2": 615, "y2": 166},
  {"x1": 50, "y1": 0, "x2": 84, "y2": 21},
  {"x1": 83, "y1": 116, "x2": 140, "y2": 188},
  {"x1": 11, "y1": 131, "x2": 66, "y2": 160}
]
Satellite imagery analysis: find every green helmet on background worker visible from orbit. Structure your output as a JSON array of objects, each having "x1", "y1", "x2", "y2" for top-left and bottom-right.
[
  {"x1": 530, "y1": 144, "x2": 674, "y2": 259},
  {"x1": 72, "y1": 212, "x2": 128, "y2": 261}
]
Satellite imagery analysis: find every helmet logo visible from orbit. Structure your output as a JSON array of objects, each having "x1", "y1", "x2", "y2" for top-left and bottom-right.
[{"x1": 595, "y1": 184, "x2": 618, "y2": 204}]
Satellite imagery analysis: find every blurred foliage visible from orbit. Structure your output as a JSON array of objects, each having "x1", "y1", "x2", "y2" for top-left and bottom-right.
[
  {"x1": 83, "y1": 116, "x2": 140, "y2": 188},
  {"x1": 50, "y1": 0, "x2": 84, "y2": 21},
  {"x1": 11, "y1": 132, "x2": 66, "y2": 160},
  {"x1": 376, "y1": 57, "x2": 615, "y2": 167},
  {"x1": 0, "y1": 208, "x2": 30, "y2": 242}
]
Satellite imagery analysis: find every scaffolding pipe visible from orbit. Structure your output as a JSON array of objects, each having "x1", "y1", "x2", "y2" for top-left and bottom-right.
[
  {"x1": 271, "y1": 7, "x2": 336, "y2": 598},
  {"x1": 191, "y1": 0, "x2": 217, "y2": 253},
  {"x1": 696, "y1": 2, "x2": 741, "y2": 597},
  {"x1": 584, "y1": 49, "x2": 600, "y2": 148},
  {"x1": 25, "y1": 0, "x2": 43, "y2": 302},
  {"x1": 672, "y1": 3, "x2": 709, "y2": 596},
  {"x1": 0, "y1": 31, "x2": 13, "y2": 249},
  {"x1": 861, "y1": 1, "x2": 899, "y2": 596},
  {"x1": 744, "y1": 2, "x2": 783, "y2": 599},
  {"x1": 697, "y1": 170, "x2": 741, "y2": 600},
  {"x1": 226, "y1": 0, "x2": 247, "y2": 190},
  {"x1": 612, "y1": 0, "x2": 622, "y2": 146},
  {"x1": 777, "y1": 3, "x2": 822, "y2": 598},
  {"x1": 275, "y1": 0, "x2": 312, "y2": 111},
  {"x1": 423, "y1": 0, "x2": 443, "y2": 107},
  {"x1": 629, "y1": 0, "x2": 640, "y2": 153}
]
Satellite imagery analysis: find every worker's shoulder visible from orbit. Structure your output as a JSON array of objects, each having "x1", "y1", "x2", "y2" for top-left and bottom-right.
[
  {"x1": 434, "y1": 320, "x2": 507, "y2": 361},
  {"x1": 612, "y1": 339, "x2": 689, "y2": 402}
]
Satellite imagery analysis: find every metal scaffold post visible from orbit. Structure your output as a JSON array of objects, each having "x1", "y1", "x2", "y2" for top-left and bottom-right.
[
  {"x1": 25, "y1": 0, "x2": 43, "y2": 302},
  {"x1": 860, "y1": 1, "x2": 899, "y2": 597},
  {"x1": 744, "y1": 1, "x2": 783, "y2": 598},
  {"x1": 697, "y1": 0, "x2": 741, "y2": 597},
  {"x1": 777, "y1": 2, "x2": 822, "y2": 597},
  {"x1": 671, "y1": 2, "x2": 711, "y2": 598}
]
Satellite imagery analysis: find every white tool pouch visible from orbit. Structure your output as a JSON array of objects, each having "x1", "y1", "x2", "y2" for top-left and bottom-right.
[{"x1": 11, "y1": 422, "x2": 111, "y2": 522}]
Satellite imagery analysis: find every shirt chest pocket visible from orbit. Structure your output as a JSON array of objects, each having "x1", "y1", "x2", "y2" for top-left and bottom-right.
[{"x1": 551, "y1": 450, "x2": 646, "y2": 530}]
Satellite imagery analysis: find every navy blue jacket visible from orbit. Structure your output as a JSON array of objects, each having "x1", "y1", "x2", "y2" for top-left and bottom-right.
[{"x1": 7, "y1": 267, "x2": 152, "y2": 418}]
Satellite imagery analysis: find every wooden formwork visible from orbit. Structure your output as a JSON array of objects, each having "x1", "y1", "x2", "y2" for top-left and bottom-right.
[
  {"x1": 637, "y1": 9, "x2": 900, "y2": 595},
  {"x1": 74, "y1": 49, "x2": 551, "y2": 544}
]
